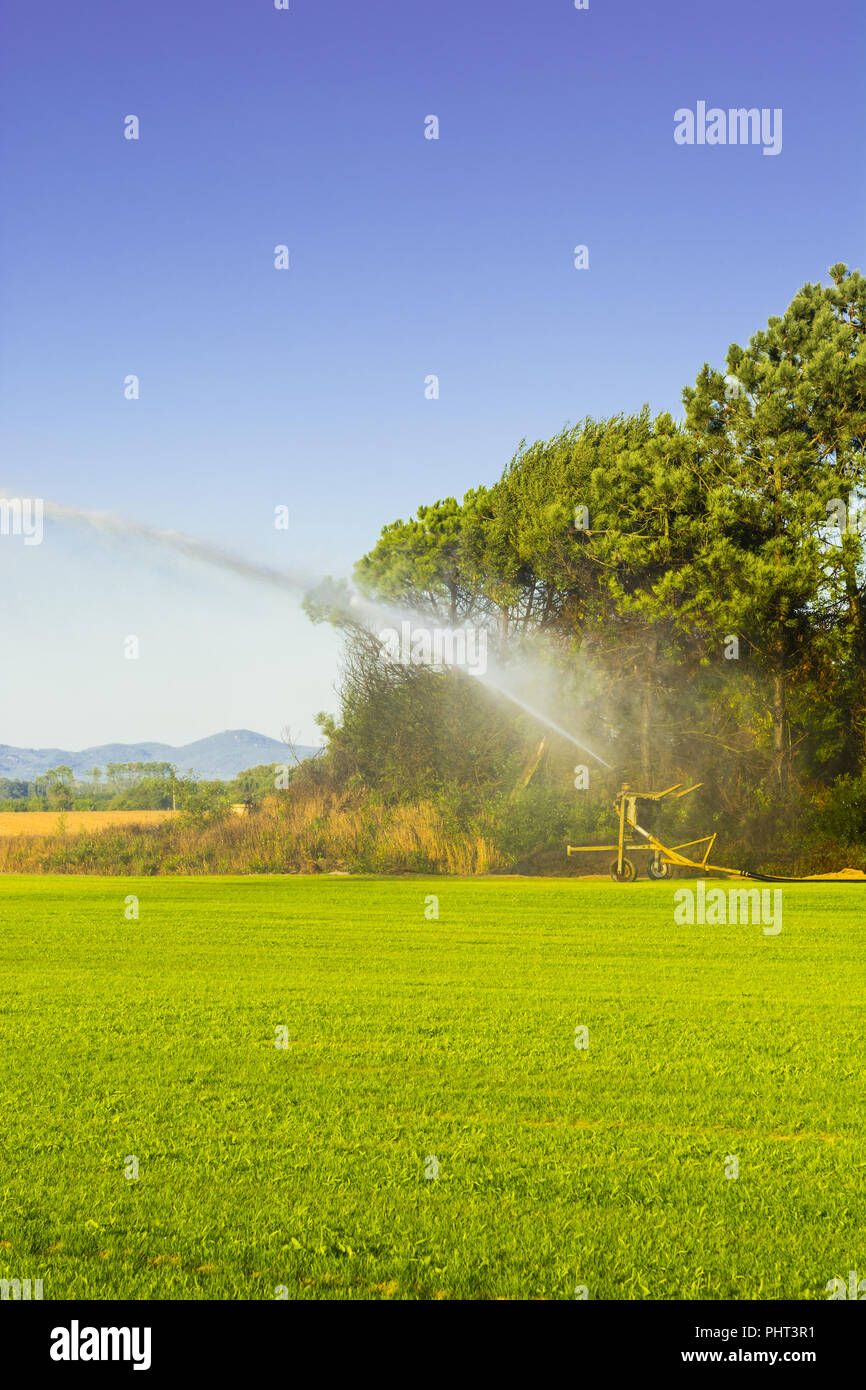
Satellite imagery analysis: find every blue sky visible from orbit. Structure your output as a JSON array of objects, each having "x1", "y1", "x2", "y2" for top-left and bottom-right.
[{"x1": 1, "y1": 0, "x2": 863, "y2": 749}]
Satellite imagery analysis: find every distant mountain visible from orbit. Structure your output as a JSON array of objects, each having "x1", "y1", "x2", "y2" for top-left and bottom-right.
[{"x1": 0, "y1": 730, "x2": 322, "y2": 782}]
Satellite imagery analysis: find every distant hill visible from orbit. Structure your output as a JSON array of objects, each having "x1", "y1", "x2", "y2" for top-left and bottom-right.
[{"x1": 0, "y1": 730, "x2": 322, "y2": 782}]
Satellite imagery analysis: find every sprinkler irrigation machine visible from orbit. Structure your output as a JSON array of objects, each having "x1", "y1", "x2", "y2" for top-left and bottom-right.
[
  {"x1": 567, "y1": 780, "x2": 866, "y2": 884},
  {"x1": 567, "y1": 781, "x2": 736, "y2": 883}
]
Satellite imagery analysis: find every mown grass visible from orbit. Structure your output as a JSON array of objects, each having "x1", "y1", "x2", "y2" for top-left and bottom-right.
[{"x1": 0, "y1": 874, "x2": 863, "y2": 1300}]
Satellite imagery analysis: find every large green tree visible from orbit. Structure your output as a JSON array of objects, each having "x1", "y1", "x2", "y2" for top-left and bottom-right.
[
  {"x1": 683, "y1": 264, "x2": 866, "y2": 787},
  {"x1": 328, "y1": 263, "x2": 866, "y2": 827}
]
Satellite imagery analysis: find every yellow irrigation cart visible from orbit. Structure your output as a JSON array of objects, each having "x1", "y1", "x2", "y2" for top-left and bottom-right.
[{"x1": 567, "y1": 781, "x2": 743, "y2": 882}]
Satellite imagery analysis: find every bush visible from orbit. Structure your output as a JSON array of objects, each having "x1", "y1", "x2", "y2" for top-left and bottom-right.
[{"x1": 811, "y1": 774, "x2": 866, "y2": 847}]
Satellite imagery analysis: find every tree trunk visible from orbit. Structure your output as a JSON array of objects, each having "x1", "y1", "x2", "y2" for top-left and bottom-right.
[
  {"x1": 771, "y1": 461, "x2": 789, "y2": 794},
  {"x1": 639, "y1": 633, "x2": 656, "y2": 786},
  {"x1": 772, "y1": 632, "x2": 787, "y2": 794},
  {"x1": 841, "y1": 543, "x2": 866, "y2": 766}
]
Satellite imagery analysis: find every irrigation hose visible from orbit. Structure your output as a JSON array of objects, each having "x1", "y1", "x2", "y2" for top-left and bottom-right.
[{"x1": 740, "y1": 869, "x2": 866, "y2": 884}]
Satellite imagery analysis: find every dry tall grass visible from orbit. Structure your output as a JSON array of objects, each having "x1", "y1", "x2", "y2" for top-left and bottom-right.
[{"x1": 0, "y1": 789, "x2": 505, "y2": 876}]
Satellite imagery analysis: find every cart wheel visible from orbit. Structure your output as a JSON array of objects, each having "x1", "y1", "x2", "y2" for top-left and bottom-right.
[
  {"x1": 648, "y1": 857, "x2": 671, "y2": 881},
  {"x1": 610, "y1": 857, "x2": 636, "y2": 883}
]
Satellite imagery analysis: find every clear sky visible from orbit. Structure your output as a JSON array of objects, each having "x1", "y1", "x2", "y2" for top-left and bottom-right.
[{"x1": 1, "y1": 0, "x2": 863, "y2": 749}]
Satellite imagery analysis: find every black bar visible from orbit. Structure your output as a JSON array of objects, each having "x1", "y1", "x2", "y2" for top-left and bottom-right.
[{"x1": 1, "y1": 1297, "x2": 857, "y2": 1375}]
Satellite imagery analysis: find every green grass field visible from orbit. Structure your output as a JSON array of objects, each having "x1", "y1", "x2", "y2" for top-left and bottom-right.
[{"x1": 0, "y1": 874, "x2": 863, "y2": 1300}]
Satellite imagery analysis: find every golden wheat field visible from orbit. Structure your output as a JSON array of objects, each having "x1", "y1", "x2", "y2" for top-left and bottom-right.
[{"x1": 0, "y1": 810, "x2": 177, "y2": 838}]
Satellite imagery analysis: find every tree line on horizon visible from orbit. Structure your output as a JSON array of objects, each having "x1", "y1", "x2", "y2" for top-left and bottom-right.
[{"x1": 0, "y1": 760, "x2": 281, "y2": 817}]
